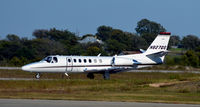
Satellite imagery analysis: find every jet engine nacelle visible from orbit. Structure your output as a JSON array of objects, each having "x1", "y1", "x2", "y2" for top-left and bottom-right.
[{"x1": 113, "y1": 57, "x2": 133, "y2": 65}]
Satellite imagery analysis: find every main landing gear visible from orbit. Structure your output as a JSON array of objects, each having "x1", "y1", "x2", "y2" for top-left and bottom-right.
[
  {"x1": 87, "y1": 73, "x2": 94, "y2": 79},
  {"x1": 103, "y1": 71, "x2": 110, "y2": 80},
  {"x1": 87, "y1": 71, "x2": 110, "y2": 80},
  {"x1": 35, "y1": 73, "x2": 40, "y2": 79}
]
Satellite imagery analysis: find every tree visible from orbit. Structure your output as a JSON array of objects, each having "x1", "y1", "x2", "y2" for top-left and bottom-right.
[
  {"x1": 141, "y1": 33, "x2": 157, "y2": 45},
  {"x1": 110, "y1": 29, "x2": 129, "y2": 46},
  {"x1": 105, "y1": 39, "x2": 126, "y2": 55},
  {"x1": 33, "y1": 28, "x2": 78, "y2": 46},
  {"x1": 6, "y1": 34, "x2": 20, "y2": 42},
  {"x1": 0, "y1": 40, "x2": 21, "y2": 59},
  {"x1": 195, "y1": 47, "x2": 200, "y2": 52},
  {"x1": 135, "y1": 19, "x2": 166, "y2": 35},
  {"x1": 86, "y1": 46, "x2": 101, "y2": 56},
  {"x1": 169, "y1": 35, "x2": 181, "y2": 48},
  {"x1": 96, "y1": 25, "x2": 113, "y2": 41},
  {"x1": 68, "y1": 44, "x2": 85, "y2": 55},
  {"x1": 32, "y1": 29, "x2": 49, "y2": 39},
  {"x1": 10, "y1": 57, "x2": 21, "y2": 66},
  {"x1": 169, "y1": 35, "x2": 181, "y2": 46},
  {"x1": 183, "y1": 50, "x2": 199, "y2": 67},
  {"x1": 182, "y1": 35, "x2": 200, "y2": 50},
  {"x1": 131, "y1": 34, "x2": 148, "y2": 50},
  {"x1": 30, "y1": 38, "x2": 66, "y2": 58}
]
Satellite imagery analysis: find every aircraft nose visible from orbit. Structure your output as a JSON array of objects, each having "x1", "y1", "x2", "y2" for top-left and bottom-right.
[{"x1": 22, "y1": 65, "x2": 31, "y2": 71}]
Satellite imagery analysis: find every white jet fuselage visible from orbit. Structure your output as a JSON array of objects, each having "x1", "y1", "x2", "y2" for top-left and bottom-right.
[{"x1": 22, "y1": 53, "x2": 158, "y2": 73}]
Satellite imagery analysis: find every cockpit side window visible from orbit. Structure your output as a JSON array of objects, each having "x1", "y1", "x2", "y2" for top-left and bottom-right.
[
  {"x1": 68, "y1": 59, "x2": 71, "y2": 63},
  {"x1": 53, "y1": 57, "x2": 58, "y2": 63}
]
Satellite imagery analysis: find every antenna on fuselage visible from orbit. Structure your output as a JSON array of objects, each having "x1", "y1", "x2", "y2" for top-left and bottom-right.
[
  {"x1": 111, "y1": 55, "x2": 117, "y2": 66},
  {"x1": 97, "y1": 53, "x2": 101, "y2": 57}
]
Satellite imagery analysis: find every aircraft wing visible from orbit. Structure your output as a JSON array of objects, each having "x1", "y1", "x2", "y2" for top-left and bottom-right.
[{"x1": 84, "y1": 67, "x2": 133, "y2": 74}]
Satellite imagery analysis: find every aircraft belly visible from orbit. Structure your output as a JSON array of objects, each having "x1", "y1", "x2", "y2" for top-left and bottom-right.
[
  {"x1": 71, "y1": 67, "x2": 84, "y2": 73},
  {"x1": 31, "y1": 67, "x2": 66, "y2": 73}
]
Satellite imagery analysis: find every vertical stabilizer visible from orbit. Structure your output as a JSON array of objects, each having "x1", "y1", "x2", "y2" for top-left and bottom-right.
[{"x1": 145, "y1": 32, "x2": 171, "y2": 55}]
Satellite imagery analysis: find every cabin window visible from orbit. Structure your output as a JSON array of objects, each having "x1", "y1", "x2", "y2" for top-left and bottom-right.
[
  {"x1": 84, "y1": 59, "x2": 87, "y2": 63},
  {"x1": 73, "y1": 59, "x2": 77, "y2": 63},
  {"x1": 53, "y1": 57, "x2": 58, "y2": 63},
  {"x1": 99, "y1": 59, "x2": 102, "y2": 63},
  {"x1": 79, "y1": 59, "x2": 82, "y2": 63},
  {"x1": 89, "y1": 59, "x2": 92, "y2": 63},
  {"x1": 94, "y1": 59, "x2": 97, "y2": 63},
  {"x1": 68, "y1": 59, "x2": 71, "y2": 63}
]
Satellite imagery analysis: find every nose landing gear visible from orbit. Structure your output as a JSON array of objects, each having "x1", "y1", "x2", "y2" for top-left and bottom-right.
[{"x1": 35, "y1": 73, "x2": 40, "y2": 79}]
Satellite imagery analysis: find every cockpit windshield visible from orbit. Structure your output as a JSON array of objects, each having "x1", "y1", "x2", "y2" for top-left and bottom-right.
[
  {"x1": 45, "y1": 57, "x2": 52, "y2": 63},
  {"x1": 43, "y1": 56, "x2": 58, "y2": 63}
]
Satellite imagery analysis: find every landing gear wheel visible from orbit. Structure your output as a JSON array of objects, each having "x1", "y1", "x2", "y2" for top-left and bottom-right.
[
  {"x1": 87, "y1": 73, "x2": 94, "y2": 79},
  {"x1": 35, "y1": 73, "x2": 40, "y2": 79}
]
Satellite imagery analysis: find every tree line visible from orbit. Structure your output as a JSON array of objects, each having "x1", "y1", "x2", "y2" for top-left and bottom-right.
[{"x1": 0, "y1": 19, "x2": 200, "y2": 67}]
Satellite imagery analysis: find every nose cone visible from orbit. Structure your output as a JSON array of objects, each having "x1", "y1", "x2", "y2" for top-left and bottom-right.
[{"x1": 22, "y1": 65, "x2": 31, "y2": 71}]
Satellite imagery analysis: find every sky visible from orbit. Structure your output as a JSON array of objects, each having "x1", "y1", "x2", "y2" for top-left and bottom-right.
[{"x1": 0, "y1": 0, "x2": 200, "y2": 39}]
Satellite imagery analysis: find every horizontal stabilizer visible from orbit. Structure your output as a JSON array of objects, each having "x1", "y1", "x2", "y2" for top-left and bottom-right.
[
  {"x1": 146, "y1": 50, "x2": 170, "y2": 57},
  {"x1": 139, "y1": 49, "x2": 146, "y2": 53}
]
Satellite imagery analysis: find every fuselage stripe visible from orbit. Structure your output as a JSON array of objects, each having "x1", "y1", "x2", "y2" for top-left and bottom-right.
[{"x1": 32, "y1": 63, "x2": 161, "y2": 69}]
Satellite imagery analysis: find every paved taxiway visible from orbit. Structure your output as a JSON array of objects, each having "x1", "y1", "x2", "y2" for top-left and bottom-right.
[
  {"x1": 0, "y1": 99, "x2": 199, "y2": 107},
  {"x1": 0, "y1": 67, "x2": 199, "y2": 73},
  {"x1": 0, "y1": 67, "x2": 21, "y2": 70},
  {"x1": 0, "y1": 78, "x2": 54, "y2": 80},
  {"x1": 0, "y1": 69, "x2": 199, "y2": 81}
]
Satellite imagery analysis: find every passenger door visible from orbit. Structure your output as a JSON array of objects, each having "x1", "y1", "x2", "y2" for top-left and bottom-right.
[{"x1": 66, "y1": 57, "x2": 73, "y2": 72}]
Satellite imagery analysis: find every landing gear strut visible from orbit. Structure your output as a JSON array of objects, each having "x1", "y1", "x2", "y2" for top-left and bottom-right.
[
  {"x1": 103, "y1": 71, "x2": 110, "y2": 80},
  {"x1": 87, "y1": 73, "x2": 94, "y2": 79},
  {"x1": 35, "y1": 73, "x2": 40, "y2": 79},
  {"x1": 65, "y1": 73, "x2": 69, "y2": 77}
]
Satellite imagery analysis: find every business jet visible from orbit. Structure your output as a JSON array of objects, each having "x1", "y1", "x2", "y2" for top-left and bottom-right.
[{"x1": 22, "y1": 32, "x2": 171, "y2": 79}]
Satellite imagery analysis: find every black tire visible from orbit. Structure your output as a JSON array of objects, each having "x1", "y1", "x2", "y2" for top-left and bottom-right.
[{"x1": 87, "y1": 73, "x2": 94, "y2": 79}]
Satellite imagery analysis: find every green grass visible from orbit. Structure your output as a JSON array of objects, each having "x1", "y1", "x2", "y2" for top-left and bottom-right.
[
  {"x1": 169, "y1": 48, "x2": 184, "y2": 52},
  {"x1": 0, "y1": 69, "x2": 200, "y2": 104}
]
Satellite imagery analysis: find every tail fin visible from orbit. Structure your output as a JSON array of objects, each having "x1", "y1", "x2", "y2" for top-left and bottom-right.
[{"x1": 145, "y1": 32, "x2": 171, "y2": 55}]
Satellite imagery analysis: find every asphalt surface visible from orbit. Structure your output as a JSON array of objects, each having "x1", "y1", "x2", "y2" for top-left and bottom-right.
[
  {"x1": 0, "y1": 67, "x2": 21, "y2": 70},
  {"x1": 0, "y1": 67, "x2": 199, "y2": 73},
  {"x1": 0, "y1": 78, "x2": 54, "y2": 80},
  {"x1": 129, "y1": 70, "x2": 200, "y2": 73},
  {"x1": 0, "y1": 68, "x2": 199, "y2": 81},
  {"x1": 0, "y1": 99, "x2": 199, "y2": 107}
]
